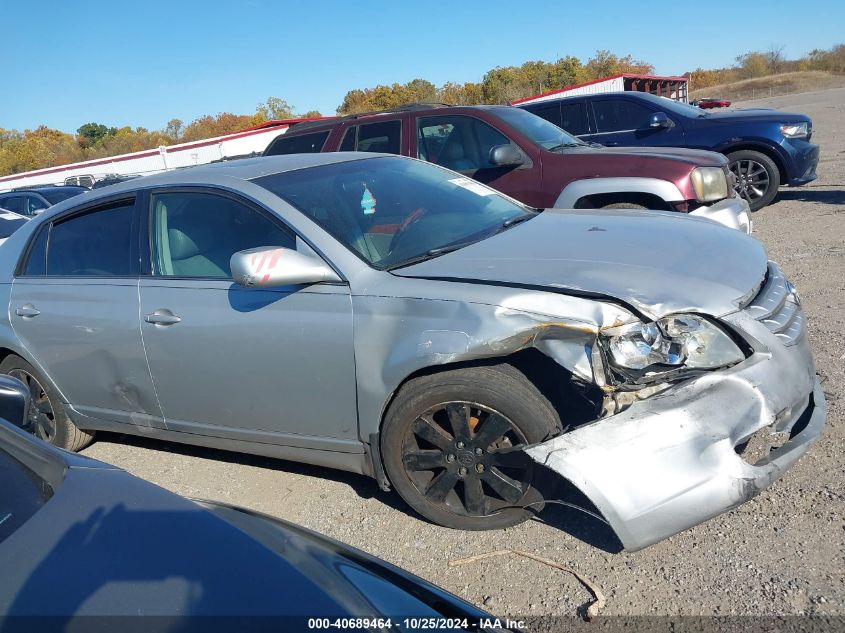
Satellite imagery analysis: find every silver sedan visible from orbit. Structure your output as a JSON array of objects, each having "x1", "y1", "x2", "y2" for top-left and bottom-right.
[{"x1": 0, "y1": 153, "x2": 825, "y2": 550}]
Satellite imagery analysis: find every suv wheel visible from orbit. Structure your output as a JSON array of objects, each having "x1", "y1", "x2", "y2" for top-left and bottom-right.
[
  {"x1": 727, "y1": 150, "x2": 780, "y2": 211},
  {"x1": 381, "y1": 364, "x2": 561, "y2": 530}
]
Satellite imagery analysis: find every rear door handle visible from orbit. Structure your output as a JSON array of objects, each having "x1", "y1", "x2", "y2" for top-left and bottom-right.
[
  {"x1": 15, "y1": 305, "x2": 41, "y2": 318},
  {"x1": 144, "y1": 310, "x2": 182, "y2": 326}
]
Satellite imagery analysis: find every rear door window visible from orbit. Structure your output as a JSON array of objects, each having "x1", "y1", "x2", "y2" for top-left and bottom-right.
[
  {"x1": 592, "y1": 99, "x2": 655, "y2": 132},
  {"x1": 355, "y1": 121, "x2": 401, "y2": 154},
  {"x1": 265, "y1": 131, "x2": 330, "y2": 155},
  {"x1": 46, "y1": 201, "x2": 135, "y2": 276}
]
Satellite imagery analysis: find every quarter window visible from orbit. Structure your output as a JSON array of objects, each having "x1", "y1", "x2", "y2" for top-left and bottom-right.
[
  {"x1": 265, "y1": 131, "x2": 330, "y2": 155},
  {"x1": 592, "y1": 99, "x2": 655, "y2": 132},
  {"x1": 21, "y1": 225, "x2": 48, "y2": 276},
  {"x1": 46, "y1": 202, "x2": 134, "y2": 276},
  {"x1": 150, "y1": 192, "x2": 294, "y2": 279},
  {"x1": 417, "y1": 116, "x2": 510, "y2": 171}
]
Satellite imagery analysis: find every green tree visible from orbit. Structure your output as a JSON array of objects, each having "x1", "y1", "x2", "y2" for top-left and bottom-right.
[
  {"x1": 165, "y1": 118, "x2": 184, "y2": 142},
  {"x1": 76, "y1": 122, "x2": 115, "y2": 147},
  {"x1": 256, "y1": 97, "x2": 295, "y2": 120}
]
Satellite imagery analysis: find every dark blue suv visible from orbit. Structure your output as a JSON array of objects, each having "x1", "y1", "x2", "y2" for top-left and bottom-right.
[{"x1": 519, "y1": 92, "x2": 819, "y2": 211}]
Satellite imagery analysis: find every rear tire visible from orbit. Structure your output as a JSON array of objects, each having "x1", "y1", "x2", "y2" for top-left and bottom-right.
[
  {"x1": 381, "y1": 364, "x2": 561, "y2": 530},
  {"x1": 0, "y1": 355, "x2": 94, "y2": 451},
  {"x1": 727, "y1": 149, "x2": 780, "y2": 211}
]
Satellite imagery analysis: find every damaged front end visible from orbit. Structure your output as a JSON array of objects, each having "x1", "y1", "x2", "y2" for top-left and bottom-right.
[{"x1": 520, "y1": 266, "x2": 826, "y2": 551}]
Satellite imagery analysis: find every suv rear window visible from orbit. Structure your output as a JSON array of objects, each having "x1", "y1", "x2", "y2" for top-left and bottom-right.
[
  {"x1": 265, "y1": 131, "x2": 330, "y2": 156},
  {"x1": 0, "y1": 447, "x2": 53, "y2": 545}
]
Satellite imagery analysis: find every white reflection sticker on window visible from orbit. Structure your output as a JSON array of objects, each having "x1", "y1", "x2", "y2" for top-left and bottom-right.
[{"x1": 449, "y1": 177, "x2": 495, "y2": 197}]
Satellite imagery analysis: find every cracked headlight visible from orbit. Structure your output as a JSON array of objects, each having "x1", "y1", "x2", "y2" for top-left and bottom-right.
[
  {"x1": 604, "y1": 314, "x2": 744, "y2": 373},
  {"x1": 690, "y1": 167, "x2": 729, "y2": 202}
]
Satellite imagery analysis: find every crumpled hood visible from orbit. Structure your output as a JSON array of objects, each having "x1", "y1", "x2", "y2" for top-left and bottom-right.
[
  {"x1": 594, "y1": 145, "x2": 728, "y2": 166},
  {"x1": 393, "y1": 209, "x2": 768, "y2": 320}
]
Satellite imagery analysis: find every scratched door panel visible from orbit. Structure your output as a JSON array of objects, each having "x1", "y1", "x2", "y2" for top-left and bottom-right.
[{"x1": 10, "y1": 278, "x2": 163, "y2": 427}]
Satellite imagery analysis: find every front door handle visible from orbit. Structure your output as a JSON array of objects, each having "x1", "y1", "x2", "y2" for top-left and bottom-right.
[
  {"x1": 15, "y1": 305, "x2": 41, "y2": 318},
  {"x1": 144, "y1": 309, "x2": 182, "y2": 326}
]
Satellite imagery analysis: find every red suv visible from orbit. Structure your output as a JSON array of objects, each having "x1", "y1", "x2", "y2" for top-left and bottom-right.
[{"x1": 264, "y1": 104, "x2": 750, "y2": 232}]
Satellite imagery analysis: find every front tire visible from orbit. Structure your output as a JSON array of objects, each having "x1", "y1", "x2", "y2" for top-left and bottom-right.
[
  {"x1": 0, "y1": 355, "x2": 94, "y2": 451},
  {"x1": 727, "y1": 149, "x2": 780, "y2": 211},
  {"x1": 381, "y1": 364, "x2": 561, "y2": 530}
]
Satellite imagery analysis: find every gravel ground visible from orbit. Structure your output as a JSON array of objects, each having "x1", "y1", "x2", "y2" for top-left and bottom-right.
[{"x1": 83, "y1": 88, "x2": 845, "y2": 619}]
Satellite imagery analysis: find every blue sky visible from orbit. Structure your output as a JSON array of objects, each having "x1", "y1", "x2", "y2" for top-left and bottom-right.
[{"x1": 3, "y1": 0, "x2": 843, "y2": 133}]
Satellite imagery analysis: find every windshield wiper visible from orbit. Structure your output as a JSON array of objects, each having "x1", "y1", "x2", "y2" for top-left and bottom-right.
[
  {"x1": 547, "y1": 142, "x2": 584, "y2": 152},
  {"x1": 385, "y1": 242, "x2": 475, "y2": 271},
  {"x1": 498, "y1": 213, "x2": 534, "y2": 231}
]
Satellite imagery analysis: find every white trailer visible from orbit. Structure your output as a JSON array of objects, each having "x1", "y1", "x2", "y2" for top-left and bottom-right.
[
  {"x1": 513, "y1": 73, "x2": 689, "y2": 106},
  {"x1": 0, "y1": 118, "x2": 312, "y2": 192}
]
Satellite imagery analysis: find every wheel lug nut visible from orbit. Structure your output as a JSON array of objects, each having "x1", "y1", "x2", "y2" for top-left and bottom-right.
[
  {"x1": 456, "y1": 441, "x2": 465, "y2": 449},
  {"x1": 446, "y1": 453, "x2": 456, "y2": 463},
  {"x1": 474, "y1": 447, "x2": 483, "y2": 455},
  {"x1": 475, "y1": 463, "x2": 485, "y2": 473},
  {"x1": 458, "y1": 466, "x2": 468, "y2": 476}
]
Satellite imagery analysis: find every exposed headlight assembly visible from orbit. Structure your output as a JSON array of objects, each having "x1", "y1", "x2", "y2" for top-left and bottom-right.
[
  {"x1": 781, "y1": 122, "x2": 809, "y2": 139},
  {"x1": 690, "y1": 167, "x2": 729, "y2": 202},
  {"x1": 601, "y1": 314, "x2": 745, "y2": 382}
]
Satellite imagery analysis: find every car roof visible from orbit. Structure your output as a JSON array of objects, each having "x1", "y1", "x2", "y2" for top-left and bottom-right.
[
  {"x1": 276, "y1": 104, "x2": 515, "y2": 139},
  {"x1": 47, "y1": 153, "x2": 397, "y2": 202}
]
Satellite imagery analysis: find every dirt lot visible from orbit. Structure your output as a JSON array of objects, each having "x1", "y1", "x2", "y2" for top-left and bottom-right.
[{"x1": 84, "y1": 88, "x2": 845, "y2": 619}]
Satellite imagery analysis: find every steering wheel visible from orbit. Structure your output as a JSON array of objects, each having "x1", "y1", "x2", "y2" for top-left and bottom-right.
[{"x1": 388, "y1": 207, "x2": 430, "y2": 257}]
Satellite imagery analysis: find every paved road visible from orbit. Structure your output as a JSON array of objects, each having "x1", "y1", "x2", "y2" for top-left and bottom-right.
[{"x1": 84, "y1": 89, "x2": 845, "y2": 618}]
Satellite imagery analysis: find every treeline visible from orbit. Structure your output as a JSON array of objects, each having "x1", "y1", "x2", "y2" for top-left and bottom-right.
[
  {"x1": 338, "y1": 50, "x2": 653, "y2": 113},
  {"x1": 691, "y1": 44, "x2": 845, "y2": 89},
  {"x1": 0, "y1": 98, "x2": 321, "y2": 177},
  {"x1": 2, "y1": 44, "x2": 843, "y2": 178}
]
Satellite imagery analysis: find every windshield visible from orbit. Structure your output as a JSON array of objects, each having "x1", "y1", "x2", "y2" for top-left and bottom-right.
[
  {"x1": 253, "y1": 156, "x2": 533, "y2": 270},
  {"x1": 492, "y1": 106, "x2": 585, "y2": 150}
]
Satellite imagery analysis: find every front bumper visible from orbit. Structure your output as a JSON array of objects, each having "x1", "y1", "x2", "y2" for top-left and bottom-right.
[
  {"x1": 784, "y1": 139, "x2": 819, "y2": 186},
  {"x1": 689, "y1": 196, "x2": 752, "y2": 233},
  {"x1": 526, "y1": 310, "x2": 826, "y2": 551}
]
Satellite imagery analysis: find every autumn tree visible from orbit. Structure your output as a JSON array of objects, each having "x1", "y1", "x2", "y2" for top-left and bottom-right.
[
  {"x1": 256, "y1": 97, "x2": 295, "y2": 120},
  {"x1": 583, "y1": 50, "x2": 654, "y2": 80}
]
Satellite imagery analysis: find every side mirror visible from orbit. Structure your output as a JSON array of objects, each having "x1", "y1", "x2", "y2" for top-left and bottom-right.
[
  {"x1": 489, "y1": 144, "x2": 526, "y2": 167},
  {"x1": 649, "y1": 112, "x2": 674, "y2": 129},
  {"x1": 0, "y1": 375, "x2": 32, "y2": 430},
  {"x1": 230, "y1": 246, "x2": 341, "y2": 288}
]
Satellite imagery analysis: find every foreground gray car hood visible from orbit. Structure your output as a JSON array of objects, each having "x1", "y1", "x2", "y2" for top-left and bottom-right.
[{"x1": 393, "y1": 209, "x2": 767, "y2": 320}]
